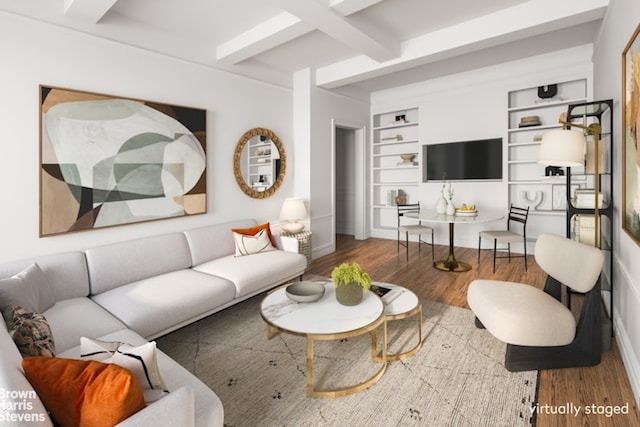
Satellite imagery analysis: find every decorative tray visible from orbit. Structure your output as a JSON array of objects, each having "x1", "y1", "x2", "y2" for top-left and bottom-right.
[{"x1": 455, "y1": 210, "x2": 478, "y2": 217}]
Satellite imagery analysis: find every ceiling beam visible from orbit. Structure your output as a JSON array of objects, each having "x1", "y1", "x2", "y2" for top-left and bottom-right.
[
  {"x1": 63, "y1": 0, "x2": 118, "y2": 23},
  {"x1": 216, "y1": 0, "x2": 389, "y2": 64},
  {"x1": 315, "y1": 0, "x2": 608, "y2": 88},
  {"x1": 272, "y1": 0, "x2": 399, "y2": 62}
]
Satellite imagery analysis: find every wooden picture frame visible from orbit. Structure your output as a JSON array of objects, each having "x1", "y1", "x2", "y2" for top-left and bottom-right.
[
  {"x1": 622, "y1": 24, "x2": 640, "y2": 245},
  {"x1": 40, "y1": 86, "x2": 207, "y2": 236}
]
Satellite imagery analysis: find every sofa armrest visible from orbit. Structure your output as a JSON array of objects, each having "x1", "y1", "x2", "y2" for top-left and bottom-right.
[
  {"x1": 116, "y1": 387, "x2": 195, "y2": 427},
  {"x1": 273, "y1": 235, "x2": 299, "y2": 253}
]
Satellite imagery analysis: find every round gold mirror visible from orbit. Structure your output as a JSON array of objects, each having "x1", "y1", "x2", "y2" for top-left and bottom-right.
[{"x1": 233, "y1": 127, "x2": 286, "y2": 199}]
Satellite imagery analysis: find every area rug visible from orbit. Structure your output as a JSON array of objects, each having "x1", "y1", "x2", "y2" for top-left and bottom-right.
[{"x1": 157, "y1": 292, "x2": 538, "y2": 427}]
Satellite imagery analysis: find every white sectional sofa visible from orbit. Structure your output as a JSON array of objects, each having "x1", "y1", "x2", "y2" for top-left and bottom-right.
[{"x1": 0, "y1": 219, "x2": 307, "y2": 426}]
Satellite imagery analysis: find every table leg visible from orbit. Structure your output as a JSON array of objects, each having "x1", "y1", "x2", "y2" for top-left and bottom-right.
[{"x1": 433, "y1": 222, "x2": 472, "y2": 272}]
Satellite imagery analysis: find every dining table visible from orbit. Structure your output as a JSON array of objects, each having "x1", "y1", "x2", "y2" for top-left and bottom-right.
[{"x1": 406, "y1": 210, "x2": 504, "y2": 272}]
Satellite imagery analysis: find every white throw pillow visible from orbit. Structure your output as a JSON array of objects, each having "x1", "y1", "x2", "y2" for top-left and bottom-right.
[
  {"x1": 0, "y1": 263, "x2": 56, "y2": 324},
  {"x1": 81, "y1": 337, "x2": 168, "y2": 402},
  {"x1": 233, "y1": 228, "x2": 276, "y2": 256}
]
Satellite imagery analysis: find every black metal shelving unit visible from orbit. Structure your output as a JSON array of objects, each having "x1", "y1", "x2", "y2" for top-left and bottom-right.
[{"x1": 565, "y1": 99, "x2": 614, "y2": 342}]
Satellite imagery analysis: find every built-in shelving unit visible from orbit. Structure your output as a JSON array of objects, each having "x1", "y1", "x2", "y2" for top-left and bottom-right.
[
  {"x1": 506, "y1": 79, "x2": 588, "y2": 237},
  {"x1": 371, "y1": 107, "x2": 420, "y2": 236}
]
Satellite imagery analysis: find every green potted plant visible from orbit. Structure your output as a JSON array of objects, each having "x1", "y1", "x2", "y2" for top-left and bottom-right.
[{"x1": 331, "y1": 262, "x2": 371, "y2": 306}]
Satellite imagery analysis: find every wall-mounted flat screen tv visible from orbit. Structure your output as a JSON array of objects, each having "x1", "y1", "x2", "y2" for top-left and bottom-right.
[{"x1": 423, "y1": 138, "x2": 503, "y2": 182}]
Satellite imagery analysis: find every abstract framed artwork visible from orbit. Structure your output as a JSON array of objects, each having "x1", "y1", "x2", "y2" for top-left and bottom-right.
[
  {"x1": 40, "y1": 86, "x2": 207, "y2": 236},
  {"x1": 623, "y1": 24, "x2": 640, "y2": 245}
]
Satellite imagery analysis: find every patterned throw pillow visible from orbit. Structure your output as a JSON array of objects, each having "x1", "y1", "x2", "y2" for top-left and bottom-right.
[
  {"x1": 9, "y1": 305, "x2": 55, "y2": 358},
  {"x1": 233, "y1": 228, "x2": 276, "y2": 256},
  {"x1": 81, "y1": 337, "x2": 169, "y2": 402}
]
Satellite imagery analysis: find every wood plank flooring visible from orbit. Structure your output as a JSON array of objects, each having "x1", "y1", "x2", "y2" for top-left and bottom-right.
[{"x1": 307, "y1": 235, "x2": 640, "y2": 427}]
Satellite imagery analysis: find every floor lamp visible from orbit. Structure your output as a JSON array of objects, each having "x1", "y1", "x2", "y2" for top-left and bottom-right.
[{"x1": 538, "y1": 113, "x2": 602, "y2": 247}]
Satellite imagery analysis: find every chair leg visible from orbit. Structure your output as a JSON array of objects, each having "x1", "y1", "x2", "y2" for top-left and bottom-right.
[
  {"x1": 431, "y1": 233, "x2": 435, "y2": 261},
  {"x1": 492, "y1": 239, "x2": 497, "y2": 273},
  {"x1": 477, "y1": 235, "x2": 481, "y2": 264},
  {"x1": 418, "y1": 234, "x2": 421, "y2": 255},
  {"x1": 507, "y1": 243, "x2": 511, "y2": 264},
  {"x1": 405, "y1": 232, "x2": 409, "y2": 262},
  {"x1": 523, "y1": 238, "x2": 528, "y2": 271}
]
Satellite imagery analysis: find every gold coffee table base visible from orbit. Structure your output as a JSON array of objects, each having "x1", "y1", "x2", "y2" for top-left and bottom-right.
[
  {"x1": 266, "y1": 316, "x2": 387, "y2": 398},
  {"x1": 372, "y1": 303, "x2": 423, "y2": 362}
]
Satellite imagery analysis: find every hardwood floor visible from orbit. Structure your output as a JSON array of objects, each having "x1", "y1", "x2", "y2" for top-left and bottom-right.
[{"x1": 307, "y1": 235, "x2": 640, "y2": 427}]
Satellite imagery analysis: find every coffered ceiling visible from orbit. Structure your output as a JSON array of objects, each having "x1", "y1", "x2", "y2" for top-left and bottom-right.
[{"x1": 1, "y1": 0, "x2": 609, "y2": 93}]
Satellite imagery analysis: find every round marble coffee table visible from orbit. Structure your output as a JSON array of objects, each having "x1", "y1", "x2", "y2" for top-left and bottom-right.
[{"x1": 260, "y1": 281, "x2": 387, "y2": 398}]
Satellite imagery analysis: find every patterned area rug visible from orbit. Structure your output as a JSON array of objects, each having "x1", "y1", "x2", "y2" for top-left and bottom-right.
[{"x1": 157, "y1": 291, "x2": 537, "y2": 427}]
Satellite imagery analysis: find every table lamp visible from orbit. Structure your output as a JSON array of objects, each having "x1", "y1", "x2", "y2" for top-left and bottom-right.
[
  {"x1": 280, "y1": 197, "x2": 308, "y2": 233},
  {"x1": 539, "y1": 113, "x2": 602, "y2": 247}
]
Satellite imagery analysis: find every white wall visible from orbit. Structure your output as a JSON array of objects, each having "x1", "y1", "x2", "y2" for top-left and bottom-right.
[
  {"x1": 0, "y1": 12, "x2": 294, "y2": 262},
  {"x1": 371, "y1": 45, "x2": 593, "y2": 249},
  {"x1": 592, "y1": 0, "x2": 640, "y2": 404}
]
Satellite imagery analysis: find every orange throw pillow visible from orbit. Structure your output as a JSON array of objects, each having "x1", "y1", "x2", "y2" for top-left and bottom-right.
[
  {"x1": 231, "y1": 222, "x2": 277, "y2": 247},
  {"x1": 22, "y1": 357, "x2": 146, "y2": 427}
]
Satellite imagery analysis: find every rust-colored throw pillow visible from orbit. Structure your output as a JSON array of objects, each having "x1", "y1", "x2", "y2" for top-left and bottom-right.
[
  {"x1": 231, "y1": 222, "x2": 277, "y2": 247},
  {"x1": 22, "y1": 357, "x2": 146, "y2": 427}
]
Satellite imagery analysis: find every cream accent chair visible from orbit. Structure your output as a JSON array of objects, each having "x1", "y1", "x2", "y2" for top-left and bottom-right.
[
  {"x1": 467, "y1": 233, "x2": 604, "y2": 371},
  {"x1": 477, "y1": 204, "x2": 529, "y2": 272},
  {"x1": 397, "y1": 203, "x2": 434, "y2": 262}
]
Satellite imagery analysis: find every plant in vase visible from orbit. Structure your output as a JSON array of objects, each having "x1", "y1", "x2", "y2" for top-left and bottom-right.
[{"x1": 331, "y1": 262, "x2": 371, "y2": 306}]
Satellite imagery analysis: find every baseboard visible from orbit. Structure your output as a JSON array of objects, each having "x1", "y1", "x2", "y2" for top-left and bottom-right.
[
  {"x1": 613, "y1": 312, "x2": 640, "y2": 406},
  {"x1": 311, "y1": 242, "x2": 334, "y2": 260}
]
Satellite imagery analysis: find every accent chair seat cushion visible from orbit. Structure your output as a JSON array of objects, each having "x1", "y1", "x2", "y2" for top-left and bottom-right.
[
  {"x1": 467, "y1": 279, "x2": 576, "y2": 347},
  {"x1": 478, "y1": 229, "x2": 523, "y2": 244},
  {"x1": 398, "y1": 224, "x2": 433, "y2": 235}
]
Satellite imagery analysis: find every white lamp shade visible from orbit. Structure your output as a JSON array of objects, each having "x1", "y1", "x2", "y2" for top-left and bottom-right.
[
  {"x1": 538, "y1": 129, "x2": 584, "y2": 167},
  {"x1": 280, "y1": 198, "x2": 307, "y2": 233}
]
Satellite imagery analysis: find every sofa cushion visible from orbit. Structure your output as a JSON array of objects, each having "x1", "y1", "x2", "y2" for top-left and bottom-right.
[
  {"x1": 0, "y1": 252, "x2": 90, "y2": 302},
  {"x1": 193, "y1": 251, "x2": 306, "y2": 298},
  {"x1": 91, "y1": 269, "x2": 236, "y2": 339},
  {"x1": 9, "y1": 305, "x2": 56, "y2": 357},
  {"x1": 81, "y1": 338, "x2": 169, "y2": 402},
  {"x1": 231, "y1": 222, "x2": 277, "y2": 247},
  {"x1": 85, "y1": 232, "x2": 192, "y2": 295},
  {"x1": 184, "y1": 219, "x2": 258, "y2": 265},
  {"x1": 44, "y1": 297, "x2": 128, "y2": 353},
  {"x1": 60, "y1": 328, "x2": 224, "y2": 427},
  {"x1": 232, "y1": 229, "x2": 276, "y2": 256},
  {"x1": 0, "y1": 263, "x2": 56, "y2": 322},
  {"x1": 22, "y1": 357, "x2": 146, "y2": 427}
]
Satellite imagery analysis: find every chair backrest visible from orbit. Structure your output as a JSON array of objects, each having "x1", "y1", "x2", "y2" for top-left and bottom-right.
[
  {"x1": 507, "y1": 204, "x2": 529, "y2": 233},
  {"x1": 534, "y1": 233, "x2": 604, "y2": 293},
  {"x1": 397, "y1": 203, "x2": 420, "y2": 225}
]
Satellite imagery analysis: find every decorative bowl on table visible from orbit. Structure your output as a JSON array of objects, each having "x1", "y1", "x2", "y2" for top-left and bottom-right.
[
  {"x1": 455, "y1": 204, "x2": 477, "y2": 217},
  {"x1": 285, "y1": 281, "x2": 325, "y2": 303}
]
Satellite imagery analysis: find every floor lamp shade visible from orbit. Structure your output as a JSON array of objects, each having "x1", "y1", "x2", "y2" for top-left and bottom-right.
[
  {"x1": 280, "y1": 197, "x2": 308, "y2": 233},
  {"x1": 538, "y1": 129, "x2": 584, "y2": 167}
]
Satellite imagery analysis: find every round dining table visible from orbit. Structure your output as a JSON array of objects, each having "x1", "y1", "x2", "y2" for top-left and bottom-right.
[{"x1": 406, "y1": 210, "x2": 504, "y2": 272}]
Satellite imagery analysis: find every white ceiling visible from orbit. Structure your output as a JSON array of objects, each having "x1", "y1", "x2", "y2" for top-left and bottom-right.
[{"x1": 1, "y1": 0, "x2": 609, "y2": 93}]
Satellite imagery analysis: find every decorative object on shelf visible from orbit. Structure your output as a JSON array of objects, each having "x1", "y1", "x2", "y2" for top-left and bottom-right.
[
  {"x1": 285, "y1": 281, "x2": 324, "y2": 303},
  {"x1": 393, "y1": 114, "x2": 407, "y2": 124},
  {"x1": 518, "y1": 115, "x2": 541, "y2": 127},
  {"x1": 279, "y1": 197, "x2": 308, "y2": 233},
  {"x1": 330, "y1": 262, "x2": 371, "y2": 306},
  {"x1": 399, "y1": 154, "x2": 416, "y2": 164},
  {"x1": 544, "y1": 165, "x2": 565, "y2": 177},
  {"x1": 39, "y1": 85, "x2": 207, "y2": 237},
  {"x1": 519, "y1": 191, "x2": 543, "y2": 210},
  {"x1": 381, "y1": 135, "x2": 403, "y2": 141},
  {"x1": 552, "y1": 185, "x2": 568, "y2": 211},
  {"x1": 395, "y1": 189, "x2": 407, "y2": 205},
  {"x1": 537, "y1": 84, "x2": 558, "y2": 99},
  {"x1": 622, "y1": 24, "x2": 640, "y2": 245},
  {"x1": 574, "y1": 189, "x2": 603, "y2": 209}
]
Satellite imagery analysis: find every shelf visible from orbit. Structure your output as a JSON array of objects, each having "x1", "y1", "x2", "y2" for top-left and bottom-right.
[
  {"x1": 372, "y1": 182, "x2": 419, "y2": 187},
  {"x1": 373, "y1": 139, "x2": 419, "y2": 146},
  {"x1": 508, "y1": 97, "x2": 588, "y2": 112},
  {"x1": 508, "y1": 124, "x2": 562, "y2": 133},
  {"x1": 373, "y1": 122, "x2": 419, "y2": 131},
  {"x1": 508, "y1": 141, "x2": 541, "y2": 147},
  {"x1": 373, "y1": 166, "x2": 419, "y2": 171}
]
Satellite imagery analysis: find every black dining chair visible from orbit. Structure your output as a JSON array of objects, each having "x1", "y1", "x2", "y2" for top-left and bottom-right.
[
  {"x1": 477, "y1": 204, "x2": 529, "y2": 272},
  {"x1": 397, "y1": 203, "x2": 434, "y2": 262}
]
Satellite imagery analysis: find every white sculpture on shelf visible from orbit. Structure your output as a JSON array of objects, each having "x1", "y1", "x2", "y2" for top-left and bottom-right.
[{"x1": 519, "y1": 191, "x2": 543, "y2": 210}]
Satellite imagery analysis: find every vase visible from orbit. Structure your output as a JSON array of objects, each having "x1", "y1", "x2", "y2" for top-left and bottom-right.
[
  {"x1": 335, "y1": 282, "x2": 363, "y2": 306},
  {"x1": 435, "y1": 193, "x2": 447, "y2": 214},
  {"x1": 445, "y1": 199, "x2": 455, "y2": 216}
]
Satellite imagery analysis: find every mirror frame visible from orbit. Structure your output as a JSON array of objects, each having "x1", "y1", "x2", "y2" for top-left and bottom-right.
[{"x1": 233, "y1": 127, "x2": 287, "y2": 199}]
